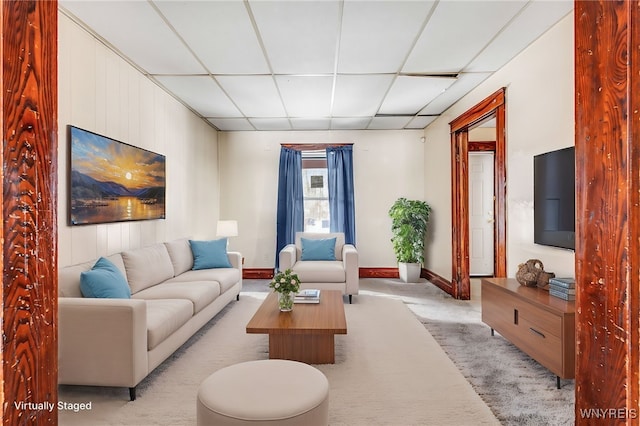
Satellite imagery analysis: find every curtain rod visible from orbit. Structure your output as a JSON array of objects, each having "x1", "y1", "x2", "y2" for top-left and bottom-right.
[{"x1": 280, "y1": 143, "x2": 353, "y2": 151}]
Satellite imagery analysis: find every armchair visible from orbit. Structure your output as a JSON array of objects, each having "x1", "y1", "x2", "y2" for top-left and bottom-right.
[{"x1": 279, "y1": 232, "x2": 358, "y2": 303}]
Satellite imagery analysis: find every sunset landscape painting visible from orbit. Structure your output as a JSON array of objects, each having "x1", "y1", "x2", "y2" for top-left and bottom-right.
[{"x1": 69, "y1": 126, "x2": 166, "y2": 225}]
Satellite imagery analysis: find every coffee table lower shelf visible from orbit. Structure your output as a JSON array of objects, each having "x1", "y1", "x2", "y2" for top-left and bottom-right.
[{"x1": 246, "y1": 290, "x2": 347, "y2": 364}]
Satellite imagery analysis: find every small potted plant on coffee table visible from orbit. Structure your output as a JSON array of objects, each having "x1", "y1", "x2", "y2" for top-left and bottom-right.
[{"x1": 270, "y1": 269, "x2": 301, "y2": 312}]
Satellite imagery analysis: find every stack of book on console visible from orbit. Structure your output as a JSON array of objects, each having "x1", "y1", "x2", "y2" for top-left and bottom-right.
[
  {"x1": 294, "y1": 289, "x2": 320, "y2": 304},
  {"x1": 548, "y1": 277, "x2": 575, "y2": 301}
]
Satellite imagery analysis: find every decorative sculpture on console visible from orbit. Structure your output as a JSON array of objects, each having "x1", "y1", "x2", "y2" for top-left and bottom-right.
[{"x1": 516, "y1": 259, "x2": 555, "y2": 290}]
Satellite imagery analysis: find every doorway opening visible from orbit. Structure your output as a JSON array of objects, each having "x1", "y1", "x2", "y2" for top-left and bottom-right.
[{"x1": 449, "y1": 88, "x2": 507, "y2": 299}]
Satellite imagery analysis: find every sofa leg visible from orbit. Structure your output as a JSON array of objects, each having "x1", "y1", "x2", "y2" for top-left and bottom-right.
[
  {"x1": 349, "y1": 295, "x2": 352, "y2": 304},
  {"x1": 236, "y1": 294, "x2": 240, "y2": 301},
  {"x1": 129, "y1": 387, "x2": 136, "y2": 401}
]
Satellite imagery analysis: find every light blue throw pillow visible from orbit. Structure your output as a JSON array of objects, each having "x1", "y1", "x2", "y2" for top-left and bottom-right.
[
  {"x1": 80, "y1": 257, "x2": 131, "y2": 299},
  {"x1": 301, "y1": 237, "x2": 337, "y2": 261},
  {"x1": 190, "y1": 239, "x2": 232, "y2": 269}
]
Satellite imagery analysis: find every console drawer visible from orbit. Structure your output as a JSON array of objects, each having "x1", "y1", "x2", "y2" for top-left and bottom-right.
[{"x1": 514, "y1": 298, "x2": 562, "y2": 338}]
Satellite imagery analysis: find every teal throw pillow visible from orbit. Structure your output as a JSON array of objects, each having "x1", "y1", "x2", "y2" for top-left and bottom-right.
[
  {"x1": 80, "y1": 257, "x2": 131, "y2": 299},
  {"x1": 190, "y1": 239, "x2": 232, "y2": 269},
  {"x1": 301, "y1": 237, "x2": 337, "y2": 261}
]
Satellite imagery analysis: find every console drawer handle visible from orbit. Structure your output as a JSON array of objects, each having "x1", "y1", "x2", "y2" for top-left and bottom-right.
[{"x1": 529, "y1": 328, "x2": 546, "y2": 339}]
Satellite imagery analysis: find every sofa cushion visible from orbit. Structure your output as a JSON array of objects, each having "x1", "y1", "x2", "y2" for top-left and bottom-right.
[
  {"x1": 166, "y1": 268, "x2": 240, "y2": 293},
  {"x1": 301, "y1": 237, "x2": 336, "y2": 261},
  {"x1": 122, "y1": 244, "x2": 175, "y2": 294},
  {"x1": 190, "y1": 239, "x2": 232, "y2": 269},
  {"x1": 145, "y1": 299, "x2": 193, "y2": 351},
  {"x1": 80, "y1": 257, "x2": 132, "y2": 299},
  {"x1": 164, "y1": 238, "x2": 194, "y2": 276},
  {"x1": 59, "y1": 254, "x2": 125, "y2": 298},
  {"x1": 291, "y1": 261, "x2": 346, "y2": 283},
  {"x1": 295, "y1": 232, "x2": 345, "y2": 261},
  {"x1": 133, "y1": 282, "x2": 221, "y2": 314}
]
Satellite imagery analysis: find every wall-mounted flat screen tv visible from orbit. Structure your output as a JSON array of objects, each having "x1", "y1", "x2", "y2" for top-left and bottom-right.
[
  {"x1": 533, "y1": 146, "x2": 575, "y2": 250},
  {"x1": 69, "y1": 126, "x2": 166, "y2": 225}
]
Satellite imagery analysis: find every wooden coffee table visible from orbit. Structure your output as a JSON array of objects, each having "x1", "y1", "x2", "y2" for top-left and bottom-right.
[{"x1": 246, "y1": 290, "x2": 347, "y2": 364}]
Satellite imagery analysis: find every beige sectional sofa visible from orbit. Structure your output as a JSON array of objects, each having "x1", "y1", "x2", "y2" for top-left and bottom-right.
[{"x1": 58, "y1": 238, "x2": 242, "y2": 400}]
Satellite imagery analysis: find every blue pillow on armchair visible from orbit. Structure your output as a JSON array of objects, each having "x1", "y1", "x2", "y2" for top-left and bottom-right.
[
  {"x1": 80, "y1": 257, "x2": 132, "y2": 299},
  {"x1": 189, "y1": 239, "x2": 232, "y2": 269},
  {"x1": 301, "y1": 237, "x2": 337, "y2": 261}
]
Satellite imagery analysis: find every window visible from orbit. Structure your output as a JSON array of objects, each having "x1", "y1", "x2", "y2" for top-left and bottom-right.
[{"x1": 302, "y1": 150, "x2": 329, "y2": 232}]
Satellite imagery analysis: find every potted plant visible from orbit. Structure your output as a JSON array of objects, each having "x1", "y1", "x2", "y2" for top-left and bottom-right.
[
  {"x1": 388, "y1": 198, "x2": 431, "y2": 283},
  {"x1": 269, "y1": 269, "x2": 301, "y2": 311}
]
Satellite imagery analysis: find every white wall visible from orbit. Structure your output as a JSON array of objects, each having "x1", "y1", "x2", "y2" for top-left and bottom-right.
[
  {"x1": 218, "y1": 130, "x2": 424, "y2": 268},
  {"x1": 58, "y1": 12, "x2": 220, "y2": 267},
  {"x1": 423, "y1": 12, "x2": 575, "y2": 279}
]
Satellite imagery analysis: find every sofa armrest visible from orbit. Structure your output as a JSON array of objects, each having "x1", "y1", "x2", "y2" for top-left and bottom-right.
[
  {"x1": 343, "y1": 244, "x2": 359, "y2": 295},
  {"x1": 279, "y1": 244, "x2": 297, "y2": 270},
  {"x1": 58, "y1": 297, "x2": 148, "y2": 388},
  {"x1": 227, "y1": 251, "x2": 243, "y2": 270}
]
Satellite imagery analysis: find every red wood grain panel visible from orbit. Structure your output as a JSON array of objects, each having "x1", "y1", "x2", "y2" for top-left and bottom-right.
[
  {"x1": 2, "y1": 1, "x2": 58, "y2": 424},
  {"x1": 574, "y1": 1, "x2": 640, "y2": 423}
]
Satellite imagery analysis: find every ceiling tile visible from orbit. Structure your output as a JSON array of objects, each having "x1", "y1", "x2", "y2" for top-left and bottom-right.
[
  {"x1": 216, "y1": 76, "x2": 286, "y2": 118},
  {"x1": 403, "y1": 0, "x2": 527, "y2": 73},
  {"x1": 331, "y1": 118, "x2": 372, "y2": 130},
  {"x1": 332, "y1": 74, "x2": 395, "y2": 117},
  {"x1": 208, "y1": 118, "x2": 255, "y2": 131},
  {"x1": 338, "y1": 1, "x2": 436, "y2": 73},
  {"x1": 378, "y1": 76, "x2": 456, "y2": 115},
  {"x1": 406, "y1": 116, "x2": 437, "y2": 129},
  {"x1": 275, "y1": 76, "x2": 333, "y2": 117},
  {"x1": 155, "y1": 76, "x2": 242, "y2": 117},
  {"x1": 61, "y1": 1, "x2": 205, "y2": 74},
  {"x1": 466, "y1": 0, "x2": 573, "y2": 72},
  {"x1": 368, "y1": 116, "x2": 412, "y2": 130},
  {"x1": 248, "y1": 0, "x2": 341, "y2": 74},
  {"x1": 418, "y1": 72, "x2": 491, "y2": 115},
  {"x1": 249, "y1": 118, "x2": 292, "y2": 131},
  {"x1": 154, "y1": 1, "x2": 270, "y2": 74},
  {"x1": 291, "y1": 118, "x2": 331, "y2": 130}
]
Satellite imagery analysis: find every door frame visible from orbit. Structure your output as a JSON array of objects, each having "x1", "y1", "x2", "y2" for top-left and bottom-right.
[{"x1": 448, "y1": 88, "x2": 506, "y2": 299}]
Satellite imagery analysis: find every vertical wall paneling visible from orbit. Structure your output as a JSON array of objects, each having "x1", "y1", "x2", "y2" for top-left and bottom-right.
[
  {"x1": 2, "y1": 1, "x2": 58, "y2": 424},
  {"x1": 575, "y1": 1, "x2": 640, "y2": 422}
]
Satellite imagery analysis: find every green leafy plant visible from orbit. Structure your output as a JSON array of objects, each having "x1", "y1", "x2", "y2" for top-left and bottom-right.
[
  {"x1": 269, "y1": 269, "x2": 301, "y2": 294},
  {"x1": 388, "y1": 198, "x2": 431, "y2": 264}
]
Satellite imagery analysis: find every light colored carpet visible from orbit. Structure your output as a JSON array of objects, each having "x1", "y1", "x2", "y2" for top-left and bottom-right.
[
  {"x1": 59, "y1": 292, "x2": 499, "y2": 426},
  {"x1": 356, "y1": 278, "x2": 575, "y2": 425}
]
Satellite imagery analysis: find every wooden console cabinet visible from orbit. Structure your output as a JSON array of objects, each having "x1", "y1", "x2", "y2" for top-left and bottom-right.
[{"x1": 481, "y1": 278, "x2": 575, "y2": 388}]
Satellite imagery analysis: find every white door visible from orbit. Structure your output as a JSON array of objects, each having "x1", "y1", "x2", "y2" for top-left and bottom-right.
[{"x1": 469, "y1": 152, "x2": 495, "y2": 276}]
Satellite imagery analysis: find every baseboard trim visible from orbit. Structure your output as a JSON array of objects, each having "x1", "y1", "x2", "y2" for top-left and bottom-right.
[
  {"x1": 243, "y1": 268, "x2": 274, "y2": 279},
  {"x1": 244, "y1": 267, "x2": 451, "y2": 284},
  {"x1": 423, "y1": 269, "x2": 453, "y2": 293},
  {"x1": 359, "y1": 267, "x2": 399, "y2": 278}
]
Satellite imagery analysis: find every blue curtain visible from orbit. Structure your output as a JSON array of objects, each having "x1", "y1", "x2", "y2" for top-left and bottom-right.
[
  {"x1": 327, "y1": 146, "x2": 356, "y2": 245},
  {"x1": 275, "y1": 147, "x2": 304, "y2": 268}
]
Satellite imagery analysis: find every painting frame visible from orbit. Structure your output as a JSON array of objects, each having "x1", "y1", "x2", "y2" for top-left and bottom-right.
[{"x1": 68, "y1": 126, "x2": 166, "y2": 226}]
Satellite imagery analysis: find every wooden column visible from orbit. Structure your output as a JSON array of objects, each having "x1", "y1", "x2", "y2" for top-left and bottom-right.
[
  {"x1": 1, "y1": 1, "x2": 58, "y2": 424},
  {"x1": 575, "y1": 1, "x2": 639, "y2": 423}
]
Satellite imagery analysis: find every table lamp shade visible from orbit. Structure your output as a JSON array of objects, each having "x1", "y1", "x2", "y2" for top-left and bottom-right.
[{"x1": 216, "y1": 220, "x2": 238, "y2": 238}]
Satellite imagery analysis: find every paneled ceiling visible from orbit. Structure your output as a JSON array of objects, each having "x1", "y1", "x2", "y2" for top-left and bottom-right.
[{"x1": 59, "y1": 0, "x2": 573, "y2": 132}]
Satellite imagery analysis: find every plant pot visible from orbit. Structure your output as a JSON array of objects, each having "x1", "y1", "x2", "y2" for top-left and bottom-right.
[
  {"x1": 398, "y1": 262, "x2": 421, "y2": 283},
  {"x1": 278, "y1": 292, "x2": 294, "y2": 312}
]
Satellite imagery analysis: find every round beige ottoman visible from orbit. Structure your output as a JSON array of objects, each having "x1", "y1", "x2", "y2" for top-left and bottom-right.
[{"x1": 197, "y1": 359, "x2": 329, "y2": 426}]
